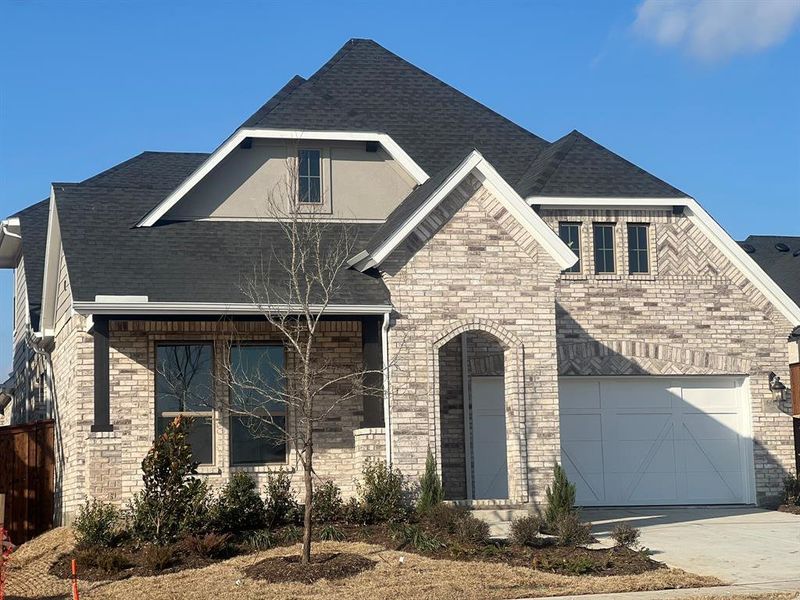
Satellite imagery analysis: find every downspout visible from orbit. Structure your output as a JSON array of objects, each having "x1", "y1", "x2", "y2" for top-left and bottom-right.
[
  {"x1": 1, "y1": 221, "x2": 21, "y2": 241},
  {"x1": 382, "y1": 310, "x2": 392, "y2": 465}
]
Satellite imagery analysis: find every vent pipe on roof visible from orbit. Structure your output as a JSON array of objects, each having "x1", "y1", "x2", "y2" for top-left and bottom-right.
[{"x1": 775, "y1": 243, "x2": 790, "y2": 252}]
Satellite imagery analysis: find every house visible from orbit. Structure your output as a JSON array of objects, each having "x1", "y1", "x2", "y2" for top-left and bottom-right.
[
  {"x1": 1, "y1": 39, "x2": 798, "y2": 524},
  {"x1": 737, "y1": 236, "x2": 800, "y2": 470}
]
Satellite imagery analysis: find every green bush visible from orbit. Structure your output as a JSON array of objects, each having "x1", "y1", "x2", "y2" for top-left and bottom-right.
[
  {"x1": 342, "y1": 497, "x2": 367, "y2": 525},
  {"x1": 611, "y1": 522, "x2": 641, "y2": 548},
  {"x1": 391, "y1": 523, "x2": 443, "y2": 552},
  {"x1": 553, "y1": 512, "x2": 592, "y2": 547},
  {"x1": 417, "y1": 450, "x2": 443, "y2": 514},
  {"x1": 263, "y1": 469, "x2": 299, "y2": 527},
  {"x1": 544, "y1": 463, "x2": 576, "y2": 528},
  {"x1": 280, "y1": 525, "x2": 302, "y2": 543},
  {"x1": 73, "y1": 547, "x2": 132, "y2": 573},
  {"x1": 358, "y1": 459, "x2": 412, "y2": 524},
  {"x1": 243, "y1": 529, "x2": 274, "y2": 552},
  {"x1": 142, "y1": 544, "x2": 176, "y2": 572},
  {"x1": 454, "y1": 515, "x2": 490, "y2": 545},
  {"x1": 73, "y1": 499, "x2": 121, "y2": 548},
  {"x1": 318, "y1": 523, "x2": 345, "y2": 541},
  {"x1": 180, "y1": 533, "x2": 232, "y2": 558},
  {"x1": 128, "y1": 416, "x2": 211, "y2": 545},
  {"x1": 509, "y1": 515, "x2": 544, "y2": 547},
  {"x1": 213, "y1": 472, "x2": 266, "y2": 532},
  {"x1": 312, "y1": 480, "x2": 343, "y2": 523},
  {"x1": 421, "y1": 504, "x2": 488, "y2": 545},
  {"x1": 782, "y1": 474, "x2": 800, "y2": 506}
]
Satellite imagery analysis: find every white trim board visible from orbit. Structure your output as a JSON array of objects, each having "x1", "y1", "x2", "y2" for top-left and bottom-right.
[
  {"x1": 73, "y1": 301, "x2": 392, "y2": 316},
  {"x1": 136, "y1": 128, "x2": 429, "y2": 227},
  {"x1": 360, "y1": 150, "x2": 578, "y2": 271},
  {"x1": 530, "y1": 195, "x2": 800, "y2": 326}
]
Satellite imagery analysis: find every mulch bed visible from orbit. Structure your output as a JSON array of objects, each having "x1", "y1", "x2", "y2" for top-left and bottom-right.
[
  {"x1": 244, "y1": 552, "x2": 376, "y2": 583},
  {"x1": 48, "y1": 546, "x2": 214, "y2": 581},
  {"x1": 778, "y1": 504, "x2": 800, "y2": 515}
]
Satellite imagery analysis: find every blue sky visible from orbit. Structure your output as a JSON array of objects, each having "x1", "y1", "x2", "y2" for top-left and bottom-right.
[{"x1": 0, "y1": 0, "x2": 799, "y2": 373}]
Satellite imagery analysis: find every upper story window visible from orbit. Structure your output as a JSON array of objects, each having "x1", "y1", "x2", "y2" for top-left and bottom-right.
[
  {"x1": 155, "y1": 343, "x2": 214, "y2": 465},
  {"x1": 593, "y1": 223, "x2": 616, "y2": 274},
  {"x1": 558, "y1": 222, "x2": 581, "y2": 273},
  {"x1": 229, "y1": 344, "x2": 287, "y2": 465},
  {"x1": 298, "y1": 149, "x2": 322, "y2": 204},
  {"x1": 627, "y1": 223, "x2": 650, "y2": 274}
]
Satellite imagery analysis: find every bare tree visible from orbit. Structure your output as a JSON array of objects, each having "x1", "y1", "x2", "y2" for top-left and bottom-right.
[{"x1": 214, "y1": 148, "x2": 387, "y2": 564}]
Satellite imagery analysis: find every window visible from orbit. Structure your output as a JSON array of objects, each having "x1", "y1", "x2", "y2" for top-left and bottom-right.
[
  {"x1": 558, "y1": 222, "x2": 581, "y2": 273},
  {"x1": 298, "y1": 149, "x2": 322, "y2": 203},
  {"x1": 627, "y1": 224, "x2": 650, "y2": 274},
  {"x1": 593, "y1": 224, "x2": 616, "y2": 273},
  {"x1": 155, "y1": 343, "x2": 214, "y2": 464},
  {"x1": 229, "y1": 345, "x2": 287, "y2": 465}
]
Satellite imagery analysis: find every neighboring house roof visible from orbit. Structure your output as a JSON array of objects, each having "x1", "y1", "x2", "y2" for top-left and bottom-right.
[
  {"x1": 48, "y1": 153, "x2": 390, "y2": 310},
  {"x1": 518, "y1": 130, "x2": 686, "y2": 198},
  {"x1": 738, "y1": 236, "x2": 800, "y2": 309},
  {"x1": 13, "y1": 199, "x2": 49, "y2": 331}
]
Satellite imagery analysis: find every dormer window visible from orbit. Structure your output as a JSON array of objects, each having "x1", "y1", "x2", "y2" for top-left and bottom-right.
[{"x1": 298, "y1": 149, "x2": 322, "y2": 203}]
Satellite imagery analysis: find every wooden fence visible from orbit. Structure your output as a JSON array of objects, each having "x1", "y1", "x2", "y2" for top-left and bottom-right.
[{"x1": 0, "y1": 420, "x2": 55, "y2": 544}]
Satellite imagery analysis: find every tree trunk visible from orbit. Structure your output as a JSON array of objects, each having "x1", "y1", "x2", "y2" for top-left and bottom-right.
[{"x1": 301, "y1": 430, "x2": 314, "y2": 564}]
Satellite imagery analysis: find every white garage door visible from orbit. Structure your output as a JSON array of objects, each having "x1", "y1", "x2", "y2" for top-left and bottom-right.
[{"x1": 559, "y1": 377, "x2": 754, "y2": 506}]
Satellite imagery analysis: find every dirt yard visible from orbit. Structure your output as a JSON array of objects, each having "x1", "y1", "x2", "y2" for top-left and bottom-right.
[{"x1": 4, "y1": 527, "x2": 723, "y2": 600}]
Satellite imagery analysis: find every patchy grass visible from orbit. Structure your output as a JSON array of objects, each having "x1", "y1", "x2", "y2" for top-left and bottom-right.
[{"x1": 5, "y1": 527, "x2": 722, "y2": 600}]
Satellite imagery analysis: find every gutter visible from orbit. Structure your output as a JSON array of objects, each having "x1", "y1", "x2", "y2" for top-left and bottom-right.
[{"x1": 72, "y1": 301, "x2": 392, "y2": 316}]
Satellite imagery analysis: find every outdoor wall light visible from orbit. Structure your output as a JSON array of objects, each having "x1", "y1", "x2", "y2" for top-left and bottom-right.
[{"x1": 768, "y1": 372, "x2": 789, "y2": 406}]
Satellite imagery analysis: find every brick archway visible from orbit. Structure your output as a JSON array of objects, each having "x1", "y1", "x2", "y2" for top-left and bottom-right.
[{"x1": 429, "y1": 320, "x2": 528, "y2": 503}]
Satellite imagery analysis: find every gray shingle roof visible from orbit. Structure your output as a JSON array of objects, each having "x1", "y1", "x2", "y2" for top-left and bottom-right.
[
  {"x1": 51, "y1": 153, "x2": 390, "y2": 307},
  {"x1": 13, "y1": 199, "x2": 50, "y2": 330},
  {"x1": 738, "y1": 235, "x2": 800, "y2": 309}
]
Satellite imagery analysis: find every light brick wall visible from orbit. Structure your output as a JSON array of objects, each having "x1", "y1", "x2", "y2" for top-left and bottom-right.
[
  {"x1": 542, "y1": 208, "x2": 796, "y2": 505},
  {"x1": 383, "y1": 175, "x2": 563, "y2": 507}
]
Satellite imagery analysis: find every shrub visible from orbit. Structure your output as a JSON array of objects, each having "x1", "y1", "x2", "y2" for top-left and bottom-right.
[
  {"x1": 453, "y1": 515, "x2": 490, "y2": 545},
  {"x1": 243, "y1": 529, "x2": 274, "y2": 552},
  {"x1": 129, "y1": 416, "x2": 211, "y2": 544},
  {"x1": 358, "y1": 459, "x2": 412, "y2": 524},
  {"x1": 509, "y1": 515, "x2": 544, "y2": 547},
  {"x1": 73, "y1": 547, "x2": 132, "y2": 573},
  {"x1": 342, "y1": 497, "x2": 367, "y2": 525},
  {"x1": 280, "y1": 525, "x2": 302, "y2": 543},
  {"x1": 782, "y1": 474, "x2": 800, "y2": 506},
  {"x1": 180, "y1": 533, "x2": 232, "y2": 558},
  {"x1": 141, "y1": 544, "x2": 176, "y2": 572},
  {"x1": 318, "y1": 524, "x2": 345, "y2": 541},
  {"x1": 391, "y1": 523, "x2": 443, "y2": 553},
  {"x1": 544, "y1": 463, "x2": 576, "y2": 528},
  {"x1": 73, "y1": 499, "x2": 121, "y2": 548},
  {"x1": 213, "y1": 473, "x2": 266, "y2": 533},
  {"x1": 312, "y1": 480, "x2": 343, "y2": 523},
  {"x1": 263, "y1": 469, "x2": 299, "y2": 527},
  {"x1": 611, "y1": 522, "x2": 641, "y2": 548},
  {"x1": 553, "y1": 512, "x2": 592, "y2": 547},
  {"x1": 417, "y1": 450, "x2": 443, "y2": 514}
]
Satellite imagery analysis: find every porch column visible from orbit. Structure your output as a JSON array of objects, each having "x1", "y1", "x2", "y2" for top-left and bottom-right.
[
  {"x1": 90, "y1": 316, "x2": 113, "y2": 432},
  {"x1": 361, "y1": 316, "x2": 385, "y2": 427}
]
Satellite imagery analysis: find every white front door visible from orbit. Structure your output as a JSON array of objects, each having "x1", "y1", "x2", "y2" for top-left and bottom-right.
[
  {"x1": 470, "y1": 376, "x2": 508, "y2": 499},
  {"x1": 559, "y1": 377, "x2": 754, "y2": 506}
]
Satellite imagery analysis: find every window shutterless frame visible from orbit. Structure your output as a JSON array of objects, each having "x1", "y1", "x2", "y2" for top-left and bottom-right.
[
  {"x1": 228, "y1": 343, "x2": 289, "y2": 466},
  {"x1": 298, "y1": 149, "x2": 322, "y2": 204},
  {"x1": 558, "y1": 222, "x2": 582, "y2": 273},
  {"x1": 627, "y1": 223, "x2": 650, "y2": 274},
  {"x1": 154, "y1": 341, "x2": 215, "y2": 466},
  {"x1": 593, "y1": 223, "x2": 616, "y2": 274}
]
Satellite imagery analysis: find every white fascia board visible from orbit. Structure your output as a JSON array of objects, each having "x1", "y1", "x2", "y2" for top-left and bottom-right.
[
  {"x1": 370, "y1": 150, "x2": 578, "y2": 270},
  {"x1": 528, "y1": 196, "x2": 689, "y2": 208},
  {"x1": 0, "y1": 217, "x2": 22, "y2": 268},
  {"x1": 529, "y1": 195, "x2": 800, "y2": 326},
  {"x1": 39, "y1": 186, "x2": 60, "y2": 334},
  {"x1": 73, "y1": 301, "x2": 392, "y2": 316},
  {"x1": 136, "y1": 128, "x2": 429, "y2": 227}
]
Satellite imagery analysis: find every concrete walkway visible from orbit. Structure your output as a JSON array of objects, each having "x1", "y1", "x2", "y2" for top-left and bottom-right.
[{"x1": 475, "y1": 506, "x2": 800, "y2": 597}]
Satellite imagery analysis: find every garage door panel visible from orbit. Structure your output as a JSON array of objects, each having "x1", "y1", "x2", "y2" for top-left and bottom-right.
[
  {"x1": 559, "y1": 377, "x2": 752, "y2": 506},
  {"x1": 601, "y1": 381, "x2": 675, "y2": 409},
  {"x1": 559, "y1": 380, "x2": 601, "y2": 409}
]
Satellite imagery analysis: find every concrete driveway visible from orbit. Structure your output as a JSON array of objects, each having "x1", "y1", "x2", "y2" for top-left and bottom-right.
[{"x1": 584, "y1": 507, "x2": 800, "y2": 587}]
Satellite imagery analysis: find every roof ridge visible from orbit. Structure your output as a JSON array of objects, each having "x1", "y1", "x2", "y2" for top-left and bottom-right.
[
  {"x1": 241, "y1": 74, "x2": 307, "y2": 128},
  {"x1": 535, "y1": 130, "x2": 582, "y2": 193}
]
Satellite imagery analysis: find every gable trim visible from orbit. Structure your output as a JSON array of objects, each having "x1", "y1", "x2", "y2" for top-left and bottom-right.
[
  {"x1": 39, "y1": 186, "x2": 60, "y2": 336},
  {"x1": 363, "y1": 150, "x2": 578, "y2": 270},
  {"x1": 136, "y1": 128, "x2": 429, "y2": 227},
  {"x1": 532, "y1": 196, "x2": 800, "y2": 326}
]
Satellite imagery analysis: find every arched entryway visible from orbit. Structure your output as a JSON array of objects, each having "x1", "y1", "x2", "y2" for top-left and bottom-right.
[{"x1": 438, "y1": 330, "x2": 509, "y2": 500}]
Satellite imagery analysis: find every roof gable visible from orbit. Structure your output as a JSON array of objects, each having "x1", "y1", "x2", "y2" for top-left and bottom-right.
[{"x1": 738, "y1": 236, "x2": 800, "y2": 308}]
